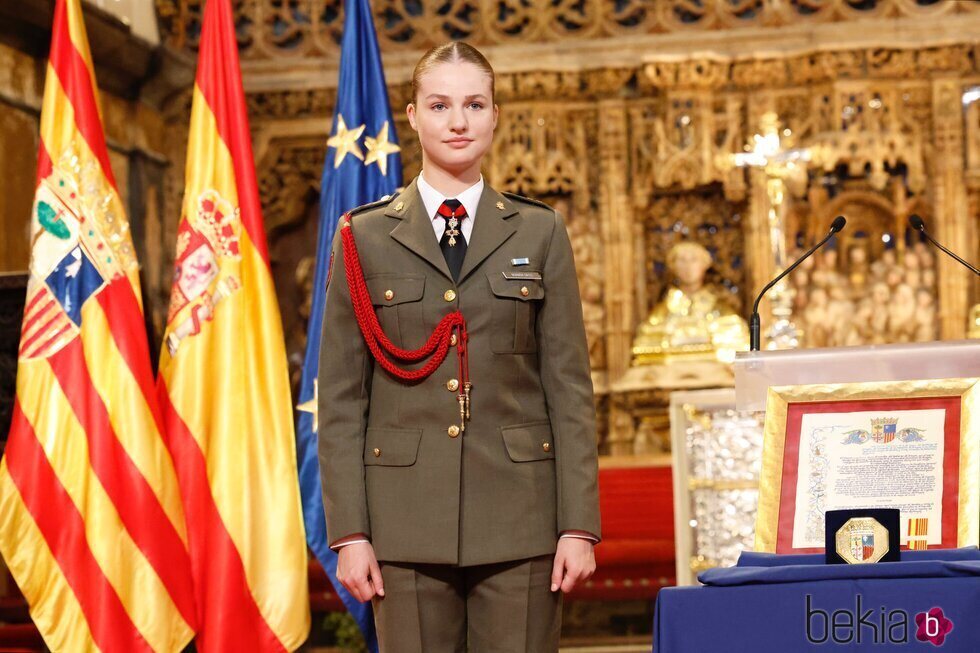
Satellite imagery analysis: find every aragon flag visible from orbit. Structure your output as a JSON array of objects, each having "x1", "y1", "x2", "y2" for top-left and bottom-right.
[
  {"x1": 155, "y1": 0, "x2": 311, "y2": 651},
  {"x1": 0, "y1": 0, "x2": 196, "y2": 651}
]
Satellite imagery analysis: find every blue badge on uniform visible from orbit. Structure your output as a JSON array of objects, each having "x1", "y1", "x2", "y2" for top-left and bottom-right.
[{"x1": 511, "y1": 257, "x2": 530, "y2": 266}]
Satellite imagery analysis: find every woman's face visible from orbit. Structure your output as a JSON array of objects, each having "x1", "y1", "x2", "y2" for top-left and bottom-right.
[
  {"x1": 407, "y1": 60, "x2": 498, "y2": 176},
  {"x1": 671, "y1": 247, "x2": 711, "y2": 287}
]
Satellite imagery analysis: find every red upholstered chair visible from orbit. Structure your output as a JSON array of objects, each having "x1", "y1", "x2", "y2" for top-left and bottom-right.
[{"x1": 569, "y1": 463, "x2": 676, "y2": 601}]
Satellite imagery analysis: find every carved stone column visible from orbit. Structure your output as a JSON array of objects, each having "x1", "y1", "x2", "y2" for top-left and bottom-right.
[
  {"x1": 597, "y1": 98, "x2": 634, "y2": 455},
  {"x1": 744, "y1": 167, "x2": 775, "y2": 322},
  {"x1": 598, "y1": 98, "x2": 633, "y2": 382},
  {"x1": 931, "y1": 78, "x2": 971, "y2": 340}
]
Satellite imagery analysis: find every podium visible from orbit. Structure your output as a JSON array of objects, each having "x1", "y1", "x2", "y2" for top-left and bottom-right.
[
  {"x1": 653, "y1": 341, "x2": 980, "y2": 652},
  {"x1": 733, "y1": 340, "x2": 979, "y2": 554},
  {"x1": 653, "y1": 548, "x2": 980, "y2": 653},
  {"x1": 734, "y1": 339, "x2": 980, "y2": 411}
]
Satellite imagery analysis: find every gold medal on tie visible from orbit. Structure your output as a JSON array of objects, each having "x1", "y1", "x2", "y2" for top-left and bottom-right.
[{"x1": 447, "y1": 216, "x2": 460, "y2": 247}]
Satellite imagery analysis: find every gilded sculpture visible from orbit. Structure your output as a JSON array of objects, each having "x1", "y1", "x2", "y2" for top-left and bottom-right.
[
  {"x1": 791, "y1": 239, "x2": 939, "y2": 348},
  {"x1": 632, "y1": 242, "x2": 748, "y2": 366}
]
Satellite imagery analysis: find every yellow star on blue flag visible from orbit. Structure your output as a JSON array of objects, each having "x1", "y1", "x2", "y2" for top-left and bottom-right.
[
  {"x1": 364, "y1": 121, "x2": 401, "y2": 176},
  {"x1": 326, "y1": 115, "x2": 365, "y2": 168}
]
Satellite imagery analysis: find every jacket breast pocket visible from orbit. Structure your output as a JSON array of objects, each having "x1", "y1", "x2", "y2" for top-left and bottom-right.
[
  {"x1": 366, "y1": 274, "x2": 425, "y2": 347},
  {"x1": 487, "y1": 272, "x2": 544, "y2": 354}
]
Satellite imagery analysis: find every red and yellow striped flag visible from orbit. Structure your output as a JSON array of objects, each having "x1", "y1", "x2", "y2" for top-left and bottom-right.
[
  {"x1": 155, "y1": 0, "x2": 310, "y2": 650},
  {"x1": 0, "y1": 0, "x2": 196, "y2": 651}
]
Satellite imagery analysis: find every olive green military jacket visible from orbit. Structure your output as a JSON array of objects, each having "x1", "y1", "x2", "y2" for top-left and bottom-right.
[{"x1": 317, "y1": 177, "x2": 601, "y2": 566}]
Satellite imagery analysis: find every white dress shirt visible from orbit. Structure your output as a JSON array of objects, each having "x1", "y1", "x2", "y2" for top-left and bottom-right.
[{"x1": 417, "y1": 171, "x2": 483, "y2": 245}]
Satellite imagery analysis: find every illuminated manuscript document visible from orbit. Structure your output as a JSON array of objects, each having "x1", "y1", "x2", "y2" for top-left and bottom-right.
[
  {"x1": 792, "y1": 408, "x2": 946, "y2": 549},
  {"x1": 753, "y1": 378, "x2": 978, "y2": 554}
]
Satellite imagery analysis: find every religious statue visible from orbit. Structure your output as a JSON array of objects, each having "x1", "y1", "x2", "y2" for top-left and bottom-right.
[
  {"x1": 794, "y1": 237, "x2": 940, "y2": 347},
  {"x1": 916, "y1": 289, "x2": 939, "y2": 342},
  {"x1": 846, "y1": 243, "x2": 870, "y2": 296},
  {"x1": 969, "y1": 304, "x2": 980, "y2": 340},
  {"x1": 631, "y1": 241, "x2": 749, "y2": 365},
  {"x1": 554, "y1": 196, "x2": 606, "y2": 372}
]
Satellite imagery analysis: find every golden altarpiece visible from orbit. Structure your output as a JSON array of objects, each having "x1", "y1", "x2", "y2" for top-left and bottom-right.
[
  {"x1": 148, "y1": 0, "x2": 980, "y2": 463},
  {"x1": 5, "y1": 4, "x2": 979, "y2": 454}
]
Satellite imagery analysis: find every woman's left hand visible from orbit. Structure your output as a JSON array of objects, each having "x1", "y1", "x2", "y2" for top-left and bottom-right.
[{"x1": 551, "y1": 536, "x2": 596, "y2": 593}]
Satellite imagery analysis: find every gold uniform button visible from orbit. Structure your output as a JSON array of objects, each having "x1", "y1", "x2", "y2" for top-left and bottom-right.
[
  {"x1": 450, "y1": 333, "x2": 458, "y2": 346},
  {"x1": 520, "y1": 286, "x2": 530, "y2": 297},
  {"x1": 542, "y1": 442, "x2": 551, "y2": 452},
  {"x1": 384, "y1": 289, "x2": 394, "y2": 301},
  {"x1": 373, "y1": 448, "x2": 381, "y2": 457},
  {"x1": 444, "y1": 289, "x2": 457, "y2": 302},
  {"x1": 448, "y1": 425, "x2": 461, "y2": 438},
  {"x1": 447, "y1": 378, "x2": 459, "y2": 392}
]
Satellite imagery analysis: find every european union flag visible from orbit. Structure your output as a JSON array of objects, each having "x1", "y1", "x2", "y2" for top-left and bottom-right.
[{"x1": 295, "y1": 0, "x2": 401, "y2": 649}]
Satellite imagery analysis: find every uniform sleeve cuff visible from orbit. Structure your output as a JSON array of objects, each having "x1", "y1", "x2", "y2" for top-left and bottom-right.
[
  {"x1": 559, "y1": 531, "x2": 599, "y2": 544},
  {"x1": 331, "y1": 538, "x2": 370, "y2": 550}
]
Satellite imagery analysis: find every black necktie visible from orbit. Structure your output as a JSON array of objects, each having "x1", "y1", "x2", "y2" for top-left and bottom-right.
[{"x1": 437, "y1": 199, "x2": 467, "y2": 281}]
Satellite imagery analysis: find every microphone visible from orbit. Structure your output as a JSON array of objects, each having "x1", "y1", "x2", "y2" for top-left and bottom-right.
[
  {"x1": 908, "y1": 215, "x2": 980, "y2": 276},
  {"x1": 749, "y1": 216, "x2": 846, "y2": 351}
]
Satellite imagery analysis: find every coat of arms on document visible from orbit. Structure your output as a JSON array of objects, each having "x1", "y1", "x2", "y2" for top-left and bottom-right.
[{"x1": 840, "y1": 417, "x2": 927, "y2": 445}]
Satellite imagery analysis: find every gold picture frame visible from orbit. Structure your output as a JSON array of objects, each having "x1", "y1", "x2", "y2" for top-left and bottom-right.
[{"x1": 755, "y1": 377, "x2": 979, "y2": 553}]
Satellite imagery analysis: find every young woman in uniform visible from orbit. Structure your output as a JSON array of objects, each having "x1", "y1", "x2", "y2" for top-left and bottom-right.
[{"x1": 319, "y1": 41, "x2": 600, "y2": 652}]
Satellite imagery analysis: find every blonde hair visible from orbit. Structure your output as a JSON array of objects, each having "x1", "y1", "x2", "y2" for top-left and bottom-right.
[{"x1": 411, "y1": 41, "x2": 495, "y2": 102}]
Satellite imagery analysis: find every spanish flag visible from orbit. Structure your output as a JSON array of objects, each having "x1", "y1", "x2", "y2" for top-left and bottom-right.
[
  {"x1": 155, "y1": 0, "x2": 310, "y2": 650},
  {"x1": 0, "y1": 0, "x2": 196, "y2": 650}
]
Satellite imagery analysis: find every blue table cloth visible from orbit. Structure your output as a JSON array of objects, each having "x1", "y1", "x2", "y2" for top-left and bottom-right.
[{"x1": 653, "y1": 548, "x2": 980, "y2": 652}]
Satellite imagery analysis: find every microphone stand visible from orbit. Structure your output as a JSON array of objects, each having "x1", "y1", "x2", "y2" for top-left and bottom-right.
[
  {"x1": 912, "y1": 221, "x2": 980, "y2": 277},
  {"x1": 749, "y1": 220, "x2": 844, "y2": 351}
]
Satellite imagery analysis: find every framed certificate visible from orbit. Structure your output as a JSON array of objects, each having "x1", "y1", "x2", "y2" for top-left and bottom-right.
[{"x1": 754, "y1": 378, "x2": 979, "y2": 554}]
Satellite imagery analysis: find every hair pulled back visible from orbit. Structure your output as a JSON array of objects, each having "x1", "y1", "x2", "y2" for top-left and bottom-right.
[{"x1": 411, "y1": 41, "x2": 495, "y2": 102}]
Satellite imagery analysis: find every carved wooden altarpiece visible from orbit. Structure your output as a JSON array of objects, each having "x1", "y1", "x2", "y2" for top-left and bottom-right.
[{"x1": 154, "y1": 0, "x2": 980, "y2": 455}]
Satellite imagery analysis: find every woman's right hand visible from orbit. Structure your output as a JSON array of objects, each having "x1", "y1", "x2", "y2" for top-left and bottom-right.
[{"x1": 336, "y1": 541, "x2": 385, "y2": 602}]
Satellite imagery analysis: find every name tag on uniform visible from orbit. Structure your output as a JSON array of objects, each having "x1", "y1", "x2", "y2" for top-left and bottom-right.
[
  {"x1": 510, "y1": 257, "x2": 530, "y2": 266},
  {"x1": 502, "y1": 271, "x2": 542, "y2": 280}
]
